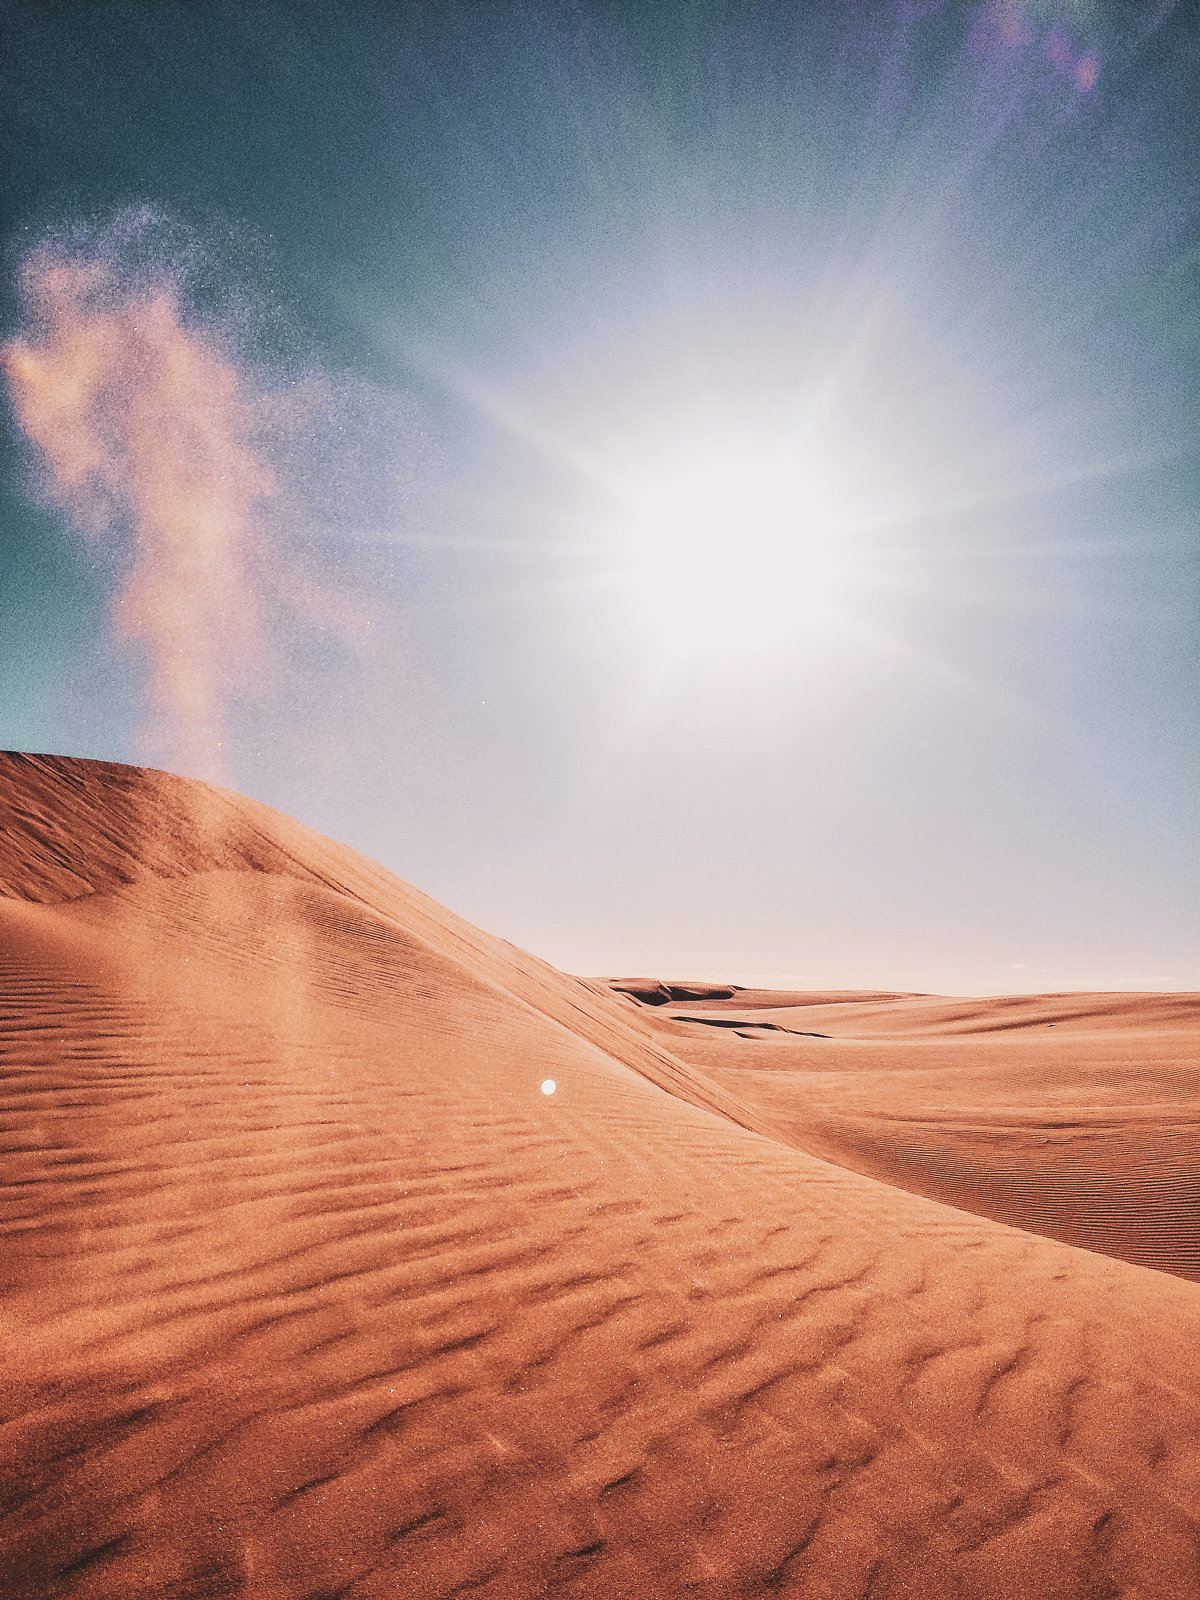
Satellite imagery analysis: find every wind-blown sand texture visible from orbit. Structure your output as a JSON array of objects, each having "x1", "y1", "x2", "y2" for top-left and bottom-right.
[
  {"x1": 619, "y1": 984, "x2": 1200, "y2": 1283},
  {"x1": 2, "y1": 753, "x2": 1199, "y2": 1599}
]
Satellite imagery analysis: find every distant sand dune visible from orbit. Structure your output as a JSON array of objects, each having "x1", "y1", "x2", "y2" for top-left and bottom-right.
[
  {"x1": 642, "y1": 988, "x2": 1200, "y2": 1283},
  {"x1": 2, "y1": 753, "x2": 1199, "y2": 1598}
]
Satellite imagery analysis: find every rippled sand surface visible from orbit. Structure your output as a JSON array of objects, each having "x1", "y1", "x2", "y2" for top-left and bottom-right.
[{"x1": 3, "y1": 753, "x2": 1199, "y2": 1599}]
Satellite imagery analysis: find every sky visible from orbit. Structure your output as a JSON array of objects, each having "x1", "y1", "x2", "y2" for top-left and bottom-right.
[{"x1": 0, "y1": 0, "x2": 1197, "y2": 991}]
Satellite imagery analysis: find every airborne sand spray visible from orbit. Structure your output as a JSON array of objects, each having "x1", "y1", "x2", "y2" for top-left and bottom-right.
[
  {"x1": 1, "y1": 209, "x2": 417, "y2": 781},
  {"x1": 4, "y1": 248, "x2": 271, "y2": 775}
]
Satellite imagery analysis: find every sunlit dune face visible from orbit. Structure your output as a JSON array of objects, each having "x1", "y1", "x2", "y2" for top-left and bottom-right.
[{"x1": 609, "y1": 433, "x2": 855, "y2": 659}]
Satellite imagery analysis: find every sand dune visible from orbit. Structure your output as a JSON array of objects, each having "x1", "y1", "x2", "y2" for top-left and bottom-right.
[
  {"x1": 629, "y1": 986, "x2": 1200, "y2": 1284},
  {"x1": 3, "y1": 753, "x2": 1200, "y2": 1599}
]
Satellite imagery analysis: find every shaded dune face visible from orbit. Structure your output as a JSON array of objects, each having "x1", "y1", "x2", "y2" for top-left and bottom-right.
[
  {"x1": 632, "y1": 990, "x2": 1200, "y2": 1283},
  {"x1": 1, "y1": 756, "x2": 1200, "y2": 1599}
]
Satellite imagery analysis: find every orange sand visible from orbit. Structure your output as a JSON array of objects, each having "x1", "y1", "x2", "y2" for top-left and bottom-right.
[
  {"x1": 2, "y1": 752, "x2": 1199, "y2": 1599},
  {"x1": 627, "y1": 987, "x2": 1200, "y2": 1283}
]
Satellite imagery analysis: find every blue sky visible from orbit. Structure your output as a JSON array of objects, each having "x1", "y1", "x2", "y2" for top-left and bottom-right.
[{"x1": 1, "y1": 0, "x2": 1197, "y2": 989}]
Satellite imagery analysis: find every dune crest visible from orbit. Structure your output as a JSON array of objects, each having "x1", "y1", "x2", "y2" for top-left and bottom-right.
[
  {"x1": 623, "y1": 983, "x2": 1200, "y2": 1283},
  {"x1": 2, "y1": 752, "x2": 1199, "y2": 1600}
]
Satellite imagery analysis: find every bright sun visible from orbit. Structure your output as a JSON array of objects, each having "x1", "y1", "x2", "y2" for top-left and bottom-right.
[{"x1": 607, "y1": 429, "x2": 856, "y2": 659}]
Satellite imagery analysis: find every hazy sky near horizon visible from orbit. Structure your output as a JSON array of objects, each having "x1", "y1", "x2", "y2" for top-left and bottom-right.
[{"x1": 1, "y1": 0, "x2": 1197, "y2": 991}]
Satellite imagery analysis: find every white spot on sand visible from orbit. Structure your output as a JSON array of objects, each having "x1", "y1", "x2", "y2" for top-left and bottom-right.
[{"x1": 541, "y1": 1079, "x2": 557, "y2": 1096}]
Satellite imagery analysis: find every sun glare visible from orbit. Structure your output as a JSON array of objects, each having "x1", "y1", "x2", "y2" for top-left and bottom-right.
[{"x1": 608, "y1": 431, "x2": 855, "y2": 659}]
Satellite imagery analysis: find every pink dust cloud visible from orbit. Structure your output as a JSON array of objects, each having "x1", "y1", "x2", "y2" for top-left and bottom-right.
[
  {"x1": 3, "y1": 252, "x2": 273, "y2": 775},
  {"x1": 2, "y1": 220, "x2": 405, "y2": 781}
]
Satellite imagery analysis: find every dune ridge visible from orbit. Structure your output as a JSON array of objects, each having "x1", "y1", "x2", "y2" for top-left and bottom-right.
[
  {"x1": 628, "y1": 984, "x2": 1200, "y2": 1285},
  {"x1": 2, "y1": 753, "x2": 1200, "y2": 1599},
  {"x1": 0, "y1": 753, "x2": 771, "y2": 1140}
]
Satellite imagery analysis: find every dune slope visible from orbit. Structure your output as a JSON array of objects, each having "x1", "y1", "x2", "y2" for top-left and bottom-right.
[
  {"x1": 628, "y1": 987, "x2": 1200, "y2": 1282},
  {"x1": 2, "y1": 753, "x2": 1200, "y2": 1600}
]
